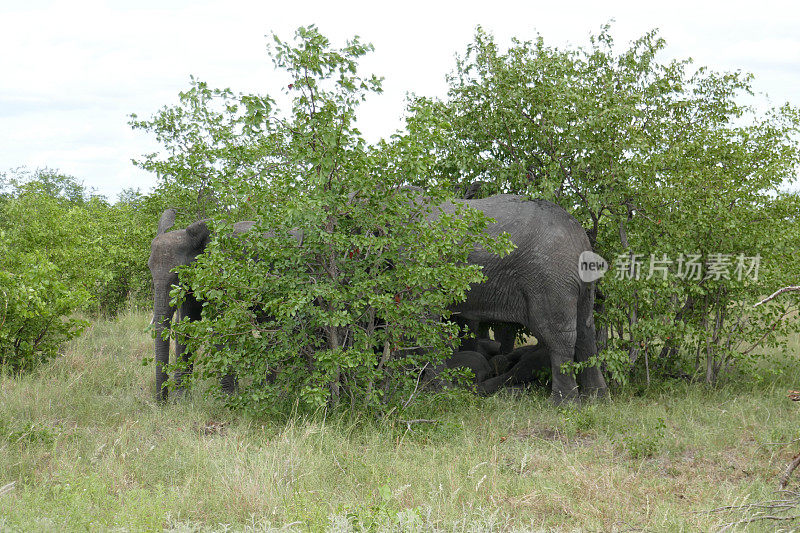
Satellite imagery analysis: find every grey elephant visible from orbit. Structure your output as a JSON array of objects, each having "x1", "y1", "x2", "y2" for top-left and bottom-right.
[
  {"x1": 424, "y1": 350, "x2": 493, "y2": 388},
  {"x1": 150, "y1": 192, "x2": 606, "y2": 404},
  {"x1": 481, "y1": 344, "x2": 551, "y2": 394},
  {"x1": 457, "y1": 335, "x2": 502, "y2": 359},
  {"x1": 148, "y1": 209, "x2": 254, "y2": 400},
  {"x1": 431, "y1": 194, "x2": 607, "y2": 403}
]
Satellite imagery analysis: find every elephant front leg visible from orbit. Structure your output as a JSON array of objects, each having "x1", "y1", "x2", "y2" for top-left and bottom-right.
[
  {"x1": 173, "y1": 340, "x2": 193, "y2": 395},
  {"x1": 173, "y1": 300, "x2": 200, "y2": 395}
]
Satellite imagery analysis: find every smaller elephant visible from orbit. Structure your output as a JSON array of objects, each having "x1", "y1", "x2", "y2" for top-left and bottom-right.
[
  {"x1": 480, "y1": 344, "x2": 551, "y2": 395},
  {"x1": 458, "y1": 337, "x2": 502, "y2": 360},
  {"x1": 446, "y1": 350, "x2": 493, "y2": 384},
  {"x1": 487, "y1": 352, "x2": 515, "y2": 377},
  {"x1": 454, "y1": 316, "x2": 519, "y2": 356},
  {"x1": 424, "y1": 350, "x2": 493, "y2": 387}
]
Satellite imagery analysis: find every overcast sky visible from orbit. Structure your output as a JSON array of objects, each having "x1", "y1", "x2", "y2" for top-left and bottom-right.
[{"x1": 1, "y1": 0, "x2": 798, "y2": 200}]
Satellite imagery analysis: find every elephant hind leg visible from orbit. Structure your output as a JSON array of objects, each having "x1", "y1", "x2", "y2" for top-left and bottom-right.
[
  {"x1": 537, "y1": 329, "x2": 579, "y2": 404},
  {"x1": 574, "y1": 288, "x2": 608, "y2": 399},
  {"x1": 523, "y1": 289, "x2": 580, "y2": 403}
]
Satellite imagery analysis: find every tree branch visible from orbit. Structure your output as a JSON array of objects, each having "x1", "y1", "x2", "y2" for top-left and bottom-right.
[{"x1": 754, "y1": 286, "x2": 800, "y2": 307}]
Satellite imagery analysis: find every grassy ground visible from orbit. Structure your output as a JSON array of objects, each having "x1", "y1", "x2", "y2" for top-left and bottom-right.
[{"x1": 1, "y1": 311, "x2": 800, "y2": 531}]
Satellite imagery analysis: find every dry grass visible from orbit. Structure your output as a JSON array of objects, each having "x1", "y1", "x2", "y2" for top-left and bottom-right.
[{"x1": 1, "y1": 310, "x2": 800, "y2": 531}]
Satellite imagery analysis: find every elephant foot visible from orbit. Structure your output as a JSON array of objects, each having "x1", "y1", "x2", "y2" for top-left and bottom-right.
[
  {"x1": 220, "y1": 373, "x2": 238, "y2": 395},
  {"x1": 578, "y1": 366, "x2": 607, "y2": 394},
  {"x1": 169, "y1": 387, "x2": 189, "y2": 403},
  {"x1": 549, "y1": 386, "x2": 580, "y2": 406},
  {"x1": 580, "y1": 385, "x2": 608, "y2": 401}
]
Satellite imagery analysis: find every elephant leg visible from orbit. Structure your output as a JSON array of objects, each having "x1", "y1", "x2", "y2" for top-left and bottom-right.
[
  {"x1": 173, "y1": 338, "x2": 193, "y2": 394},
  {"x1": 574, "y1": 290, "x2": 608, "y2": 399},
  {"x1": 174, "y1": 297, "x2": 201, "y2": 391},
  {"x1": 491, "y1": 322, "x2": 518, "y2": 353},
  {"x1": 529, "y1": 324, "x2": 579, "y2": 404},
  {"x1": 478, "y1": 371, "x2": 514, "y2": 395},
  {"x1": 523, "y1": 291, "x2": 580, "y2": 403},
  {"x1": 545, "y1": 331, "x2": 579, "y2": 404},
  {"x1": 455, "y1": 318, "x2": 488, "y2": 354},
  {"x1": 220, "y1": 372, "x2": 238, "y2": 394}
]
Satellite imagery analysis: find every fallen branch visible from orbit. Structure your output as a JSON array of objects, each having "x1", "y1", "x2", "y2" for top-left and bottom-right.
[
  {"x1": 719, "y1": 514, "x2": 800, "y2": 530},
  {"x1": 780, "y1": 452, "x2": 800, "y2": 489},
  {"x1": 703, "y1": 500, "x2": 799, "y2": 513},
  {"x1": 0, "y1": 481, "x2": 14, "y2": 497},
  {"x1": 754, "y1": 286, "x2": 800, "y2": 307},
  {"x1": 705, "y1": 490, "x2": 800, "y2": 530}
]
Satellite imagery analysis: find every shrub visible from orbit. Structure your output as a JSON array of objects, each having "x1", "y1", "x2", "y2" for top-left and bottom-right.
[
  {"x1": 135, "y1": 26, "x2": 512, "y2": 415},
  {"x1": 0, "y1": 235, "x2": 87, "y2": 372}
]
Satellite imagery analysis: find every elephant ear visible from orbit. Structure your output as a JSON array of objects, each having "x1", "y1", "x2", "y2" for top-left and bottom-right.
[
  {"x1": 157, "y1": 209, "x2": 177, "y2": 235},
  {"x1": 185, "y1": 220, "x2": 211, "y2": 250}
]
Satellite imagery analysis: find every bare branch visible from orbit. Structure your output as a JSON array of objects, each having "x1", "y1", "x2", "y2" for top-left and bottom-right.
[
  {"x1": 754, "y1": 286, "x2": 800, "y2": 307},
  {"x1": 780, "y1": 452, "x2": 800, "y2": 489}
]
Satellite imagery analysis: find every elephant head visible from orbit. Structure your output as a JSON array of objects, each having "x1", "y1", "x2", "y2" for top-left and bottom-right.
[{"x1": 148, "y1": 209, "x2": 211, "y2": 400}]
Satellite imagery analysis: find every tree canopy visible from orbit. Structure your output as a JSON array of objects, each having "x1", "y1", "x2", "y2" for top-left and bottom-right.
[{"x1": 403, "y1": 25, "x2": 800, "y2": 382}]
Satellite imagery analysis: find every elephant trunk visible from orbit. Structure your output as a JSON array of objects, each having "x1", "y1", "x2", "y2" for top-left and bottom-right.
[{"x1": 153, "y1": 281, "x2": 175, "y2": 401}]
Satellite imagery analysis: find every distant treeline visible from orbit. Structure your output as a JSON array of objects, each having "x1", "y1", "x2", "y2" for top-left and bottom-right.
[{"x1": 0, "y1": 168, "x2": 166, "y2": 371}]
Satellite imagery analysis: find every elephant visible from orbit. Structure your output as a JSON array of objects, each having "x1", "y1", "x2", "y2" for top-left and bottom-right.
[
  {"x1": 424, "y1": 349, "x2": 494, "y2": 388},
  {"x1": 480, "y1": 344, "x2": 551, "y2": 395},
  {"x1": 150, "y1": 192, "x2": 607, "y2": 404},
  {"x1": 429, "y1": 194, "x2": 607, "y2": 403},
  {"x1": 453, "y1": 316, "x2": 519, "y2": 355},
  {"x1": 148, "y1": 209, "x2": 255, "y2": 401},
  {"x1": 426, "y1": 350, "x2": 493, "y2": 386},
  {"x1": 446, "y1": 350, "x2": 493, "y2": 384},
  {"x1": 457, "y1": 335, "x2": 502, "y2": 360}
]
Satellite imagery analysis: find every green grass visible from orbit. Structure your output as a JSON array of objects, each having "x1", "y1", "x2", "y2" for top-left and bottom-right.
[{"x1": 1, "y1": 310, "x2": 800, "y2": 531}]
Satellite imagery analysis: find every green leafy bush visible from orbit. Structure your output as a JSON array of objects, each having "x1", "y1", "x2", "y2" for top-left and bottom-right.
[
  {"x1": 136, "y1": 26, "x2": 512, "y2": 415},
  {"x1": 623, "y1": 417, "x2": 667, "y2": 459},
  {"x1": 0, "y1": 235, "x2": 87, "y2": 372},
  {"x1": 0, "y1": 169, "x2": 160, "y2": 317}
]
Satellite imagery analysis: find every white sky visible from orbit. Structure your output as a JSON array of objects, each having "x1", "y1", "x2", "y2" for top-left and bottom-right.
[{"x1": 1, "y1": 0, "x2": 798, "y2": 200}]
